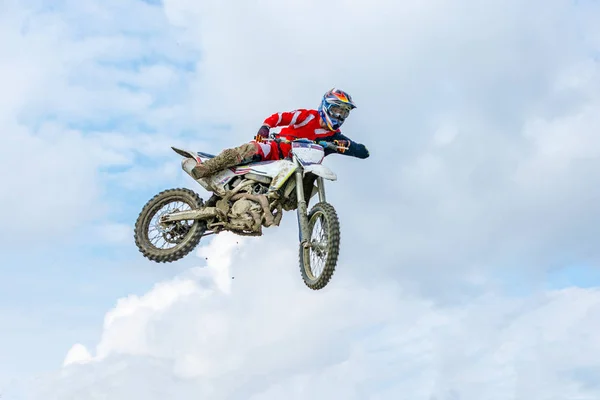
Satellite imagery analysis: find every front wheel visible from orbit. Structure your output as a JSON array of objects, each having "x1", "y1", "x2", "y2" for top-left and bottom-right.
[
  {"x1": 299, "y1": 202, "x2": 341, "y2": 290},
  {"x1": 134, "y1": 188, "x2": 207, "y2": 263}
]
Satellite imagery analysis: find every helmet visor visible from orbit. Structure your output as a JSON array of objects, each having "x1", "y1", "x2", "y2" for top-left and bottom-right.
[{"x1": 328, "y1": 104, "x2": 351, "y2": 120}]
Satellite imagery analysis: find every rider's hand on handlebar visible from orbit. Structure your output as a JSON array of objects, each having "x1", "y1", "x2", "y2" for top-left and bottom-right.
[
  {"x1": 317, "y1": 140, "x2": 335, "y2": 150},
  {"x1": 254, "y1": 125, "x2": 270, "y2": 142},
  {"x1": 318, "y1": 140, "x2": 350, "y2": 153},
  {"x1": 333, "y1": 139, "x2": 350, "y2": 153}
]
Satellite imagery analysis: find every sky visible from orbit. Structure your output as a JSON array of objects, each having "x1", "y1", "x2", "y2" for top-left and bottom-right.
[{"x1": 1, "y1": 0, "x2": 600, "y2": 398}]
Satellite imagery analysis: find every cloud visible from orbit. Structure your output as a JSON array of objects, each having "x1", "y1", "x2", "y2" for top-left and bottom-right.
[
  {"x1": 4, "y1": 0, "x2": 598, "y2": 273},
  {"x1": 150, "y1": 0, "x2": 600, "y2": 297},
  {"x1": 63, "y1": 344, "x2": 92, "y2": 367},
  {"x1": 2, "y1": 0, "x2": 600, "y2": 395},
  {"x1": 5, "y1": 233, "x2": 600, "y2": 400},
  {"x1": 0, "y1": 0, "x2": 205, "y2": 247}
]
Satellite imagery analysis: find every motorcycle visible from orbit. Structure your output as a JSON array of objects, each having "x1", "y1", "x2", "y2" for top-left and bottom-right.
[{"x1": 133, "y1": 139, "x2": 344, "y2": 290}]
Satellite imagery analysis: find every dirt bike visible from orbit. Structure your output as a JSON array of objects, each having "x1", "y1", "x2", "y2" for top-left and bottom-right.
[{"x1": 133, "y1": 138, "x2": 344, "y2": 290}]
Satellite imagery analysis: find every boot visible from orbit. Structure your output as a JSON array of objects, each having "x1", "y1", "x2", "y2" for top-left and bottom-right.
[
  {"x1": 191, "y1": 148, "x2": 241, "y2": 179},
  {"x1": 191, "y1": 143, "x2": 259, "y2": 179}
]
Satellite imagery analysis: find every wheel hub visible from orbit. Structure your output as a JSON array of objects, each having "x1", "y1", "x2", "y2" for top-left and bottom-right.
[{"x1": 157, "y1": 208, "x2": 191, "y2": 244}]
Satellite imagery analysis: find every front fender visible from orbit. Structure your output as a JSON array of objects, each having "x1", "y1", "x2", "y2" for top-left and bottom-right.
[{"x1": 303, "y1": 164, "x2": 337, "y2": 181}]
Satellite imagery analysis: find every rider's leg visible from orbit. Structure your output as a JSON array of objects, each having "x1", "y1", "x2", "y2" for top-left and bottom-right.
[{"x1": 191, "y1": 142, "x2": 263, "y2": 179}]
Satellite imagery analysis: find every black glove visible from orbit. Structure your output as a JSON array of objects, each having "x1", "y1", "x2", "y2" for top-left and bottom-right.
[
  {"x1": 317, "y1": 140, "x2": 337, "y2": 150},
  {"x1": 254, "y1": 125, "x2": 270, "y2": 142}
]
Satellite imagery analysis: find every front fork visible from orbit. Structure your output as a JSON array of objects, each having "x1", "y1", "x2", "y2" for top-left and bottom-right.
[
  {"x1": 296, "y1": 171, "x2": 327, "y2": 245},
  {"x1": 295, "y1": 168, "x2": 310, "y2": 245}
]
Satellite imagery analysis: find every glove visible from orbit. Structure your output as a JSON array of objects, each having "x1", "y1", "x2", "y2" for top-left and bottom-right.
[
  {"x1": 318, "y1": 140, "x2": 336, "y2": 150},
  {"x1": 318, "y1": 140, "x2": 350, "y2": 152},
  {"x1": 254, "y1": 125, "x2": 270, "y2": 142},
  {"x1": 333, "y1": 140, "x2": 351, "y2": 153}
]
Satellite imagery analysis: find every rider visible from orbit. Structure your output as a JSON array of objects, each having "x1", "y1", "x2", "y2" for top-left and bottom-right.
[{"x1": 191, "y1": 88, "x2": 370, "y2": 182}]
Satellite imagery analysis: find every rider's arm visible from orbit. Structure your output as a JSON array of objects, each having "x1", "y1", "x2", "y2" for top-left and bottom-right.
[
  {"x1": 255, "y1": 110, "x2": 306, "y2": 141},
  {"x1": 262, "y1": 110, "x2": 304, "y2": 128},
  {"x1": 320, "y1": 132, "x2": 370, "y2": 159}
]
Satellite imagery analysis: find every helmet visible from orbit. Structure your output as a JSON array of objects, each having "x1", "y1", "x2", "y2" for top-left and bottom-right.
[{"x1": 318, "y1": 88, "x2": 357, "y2": 131}]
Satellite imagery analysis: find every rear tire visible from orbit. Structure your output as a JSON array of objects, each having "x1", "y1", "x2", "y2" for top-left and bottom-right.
[
  {"x1": 134, "y1": 188, "x2": 207, "y2": 263},
  {"x1": 299, "y1": 202, "x2": 341, "y2": 290}
]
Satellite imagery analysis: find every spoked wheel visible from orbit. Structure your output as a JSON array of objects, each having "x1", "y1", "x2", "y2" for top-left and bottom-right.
[
  {"x1": 134, "y1": 188, "x2": 207, "y2": 263},
  {"x1": 299, "y1": 202, "x2": 341, "y2": 290}
]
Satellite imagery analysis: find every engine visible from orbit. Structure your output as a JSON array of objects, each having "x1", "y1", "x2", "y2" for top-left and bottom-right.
[
  {"x1": 250, "y1": 181, "x2": 269, "y2": 195},
  {"x1": 210, "y1": 176, "x2": 280, "y2": 236},
  {"x1": 230, "y1": 196, "x2": 262, "y2": 225},
  {"x1": 229, "y1": 176, "x2": 269, "y2": 195}
]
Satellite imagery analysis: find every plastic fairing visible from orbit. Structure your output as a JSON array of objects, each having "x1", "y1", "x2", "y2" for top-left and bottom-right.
[
  {"x1": 232, "y1": 159, "x2": 295, "y2": 178},
  {"x1": 303, "y1": 164, "x2": 337, "y2": 181},
  {"x1": 291, "y1": 141, "x2": 325, "y2": 165},
  {"x1": 171, "y1": 146, "x2": 215, "y2": 161},
  {"x1": 172, "y1": 147, "x2": 201, "y2": 163}
]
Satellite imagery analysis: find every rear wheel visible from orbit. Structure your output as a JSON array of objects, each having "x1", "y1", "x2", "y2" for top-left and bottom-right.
[
  {"x1": 134, "y1": 188, "x2": 207, "y2": 263},
  {"x1": 299, "y1": 202, "x2": 341, "y2": 290}
]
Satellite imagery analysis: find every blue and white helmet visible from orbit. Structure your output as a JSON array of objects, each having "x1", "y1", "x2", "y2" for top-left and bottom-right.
[{"x1": 318, "y1": 88, "x2": 357, "y2": 131}]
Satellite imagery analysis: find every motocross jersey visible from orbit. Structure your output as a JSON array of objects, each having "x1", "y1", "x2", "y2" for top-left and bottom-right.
[
  {"x1": 257, "y1": 109, "x2": 369, "y2": 160},
  {"x1": 264, "y1": 109, "x2": 338, "y2": 142}
]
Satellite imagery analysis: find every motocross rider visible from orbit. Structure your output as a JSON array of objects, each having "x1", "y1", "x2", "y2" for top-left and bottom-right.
[{"x1": 191, "y1": 88, "x2": 370, "y2": 196}]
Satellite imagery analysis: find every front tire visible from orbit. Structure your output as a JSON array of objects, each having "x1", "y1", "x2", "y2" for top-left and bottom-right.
[
  {"x1": 299, "y1": 202, "x2": 341, "y2": 290},
  {"x1": 134, "y1": 188, "x2": 207, "y2": 263}
]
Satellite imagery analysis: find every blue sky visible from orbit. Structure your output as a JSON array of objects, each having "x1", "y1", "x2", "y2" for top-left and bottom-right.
[
  {"x1": 2, "y1": 0, "x2": 600, "y2": 398},
  {"x1": 0, "y1": 0, "x2": 213, "y2": 383}
]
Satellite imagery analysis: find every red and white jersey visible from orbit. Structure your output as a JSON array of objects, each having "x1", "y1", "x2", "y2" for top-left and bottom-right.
[
  {"x1": 263, "y1": 109, "x2": 340, "y2": 141},
  {"x1": 252, "y1": 109, "x2": 340, "y2": 161}
]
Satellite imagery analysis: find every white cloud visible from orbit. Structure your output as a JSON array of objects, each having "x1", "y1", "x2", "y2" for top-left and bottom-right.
[
  {"x1": 2, "y1": 0, "x2": 600, "y2": 396},
  {"x1": 5, "y1": 233, "x2": 600, "y2": 399},
  {"x1": 151, "y1": 0, "x2": 600, "y2": 293},
  {"x1": 3, "y1": 0, "x2": 597, "y2": 266},
  {"x1": 0, "y1": 0, "x2": 203, "y2": 246},
  {"x1": 63, "y1": 344, "x2": 92, "y2": 367}
]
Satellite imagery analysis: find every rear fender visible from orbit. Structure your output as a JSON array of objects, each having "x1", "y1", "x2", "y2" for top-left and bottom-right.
[
  {"x1": 171, "y1": 147, "x2": 215, "y2": 162},
  {"x1": 172, "y1": 147, "x2": 200, "y2": 162}
]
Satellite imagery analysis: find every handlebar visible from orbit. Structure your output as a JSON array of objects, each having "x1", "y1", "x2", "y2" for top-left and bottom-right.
[
  {"x1": 288, "y1": 138, "x2": 347, "y2": 152},
  {"x1": 254, "y1": 134, "x2": 349, "y2": 152}
]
